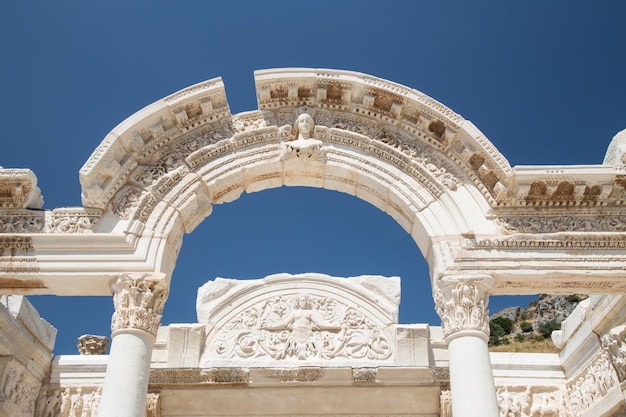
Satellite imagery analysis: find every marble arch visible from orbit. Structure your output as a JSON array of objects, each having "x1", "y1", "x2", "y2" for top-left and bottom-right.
[{"x1": 2, "y1": 68, "x2": 626, "y2": 417}]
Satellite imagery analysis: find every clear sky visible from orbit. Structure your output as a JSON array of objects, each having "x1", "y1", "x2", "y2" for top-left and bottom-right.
[{"x1": 2, "y1": 2, "x2": 625, "y2": 354}]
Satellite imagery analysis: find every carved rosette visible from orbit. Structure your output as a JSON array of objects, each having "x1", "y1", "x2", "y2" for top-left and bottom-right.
[
  {"x1": 433, "y1": 275, "x2": 493, "y2": 339},
  {"x1": 110, "y1": 273, "x2": 168, "y2": 337}
]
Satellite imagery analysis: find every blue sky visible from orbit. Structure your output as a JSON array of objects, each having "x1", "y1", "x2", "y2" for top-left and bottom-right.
[{"x1": 2, "y1": 2, "x2": 625, "y2": 354}]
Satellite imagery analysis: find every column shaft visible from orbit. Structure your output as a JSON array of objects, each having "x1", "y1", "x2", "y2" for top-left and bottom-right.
[
  {"x1": 98, "y1": 331, "x2": 154, "y2": 417},
  {"x1": 447, "y1": 331, "x2": 499, "y2": 417}
]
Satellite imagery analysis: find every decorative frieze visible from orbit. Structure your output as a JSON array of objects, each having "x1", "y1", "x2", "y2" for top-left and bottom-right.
[
  {"x1": 494, "y1": 386, "x2": 573, "y2": 417},
  {"x1": 601, "y1": 324, "x2": 626, "y2": 382},
  {"x1": 110, "y1": 273, "x2": 168, "y2": 337},
  {"x1": 433, "y1": 276, "x2": 492, "y2": 339},
  {"x1": 38, "y1": 387, "x2": 102, "y2": 417},
  {"x1": 352, "y1": 368, "x2": 379, "y2": 385},
  {"x1": 263, "y1": 368, "x2": 325, "y2": 382},
  {"x1": 466, "y1": 234, "x2": 626, "y2": 251},
  {"x1": 0, "y1": 236, "x2": 33, "y2": 257},
  {"x1": 497, "y1": 214, "x2": 626, "y2": 234},
  {"x1": 0, "y1": 208, "x2": 101, "y2": 234},
  {"x1": 0, "y1": 357, "x2": 41, "y2": 415},
  {"x1": 566, "y1": 350, "x2": 617, "y2": 415},
  {"x1": 149, "y1": 368, "x2": 249, "y2": 386}
]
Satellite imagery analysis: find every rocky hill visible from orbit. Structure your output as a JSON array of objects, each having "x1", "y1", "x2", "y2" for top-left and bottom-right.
[{"x1": 488, "y1": 294, "x2": 587, "y2": 351}]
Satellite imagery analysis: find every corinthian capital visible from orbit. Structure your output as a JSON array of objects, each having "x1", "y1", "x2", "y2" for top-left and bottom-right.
[
  {"x1": 433, "y1": 274, "x2": 493, "y2": 340},
  {"x1": 110, "y1": 273, "x2": 169, "y2": 337}
]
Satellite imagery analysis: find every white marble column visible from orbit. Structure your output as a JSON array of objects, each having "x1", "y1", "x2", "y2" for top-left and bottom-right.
[
  {"x1": 433, "y1": 274, "x2": 499, "y2": 417},
  {"x1": 98, "y1": 273, "x2": 168, "y2": 417}
]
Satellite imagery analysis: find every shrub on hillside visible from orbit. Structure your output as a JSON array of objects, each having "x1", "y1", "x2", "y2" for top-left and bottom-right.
[
  {"x1": 490, "y1": 316, "x2": 513, "y2": 334},
  {"x1": 520, "y1": 321, "x2": 533, "y2": 333},
  {"x1": 537, "y1": 319, "x2": 561, "y2": 338}
]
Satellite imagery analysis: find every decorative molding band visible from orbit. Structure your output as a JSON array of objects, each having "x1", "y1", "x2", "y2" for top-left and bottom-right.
[
  {"x1": 497, "y1": 215, "x2": 626, "y2": 234},
  {"x1": 263, "y1": 368, "x2": 325, "y2": 383},
  {"x1": 0, "y1": 208, "x2": 102, "y2": 234},
  {"x1": 465, "y1": 235, "x2": 626, "y2": 251},
  {"x1": 352, "y1": 368, "x2": 379, "y2": 385},
  {"x1": 149, "y1": 368, "x2": 249, "y2": 387}
]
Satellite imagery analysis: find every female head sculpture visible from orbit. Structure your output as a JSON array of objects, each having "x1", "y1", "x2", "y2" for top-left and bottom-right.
[{"x1": 290, "y1": 113, "x2": 315, "y2": 141}]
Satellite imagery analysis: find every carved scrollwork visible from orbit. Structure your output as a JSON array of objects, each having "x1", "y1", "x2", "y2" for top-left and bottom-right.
[
  {"x1": 49, "y1": 208, "x2": 101, "y2": 233},
  {"x1": 205, "y1": 293, "x2": 392, "y2": 363},
  {"x1": 497, "y1": 215, "x2": 626, "y2": 234},
  {"x1": 110, "y1": 273, "x2": 168, "y2": 336},
  {"x1": 433, "y1": 277, "x2": 491, "y2": 339},
  {"x1": 109, "y1": 185, "x2": 144, "y2": 220}
]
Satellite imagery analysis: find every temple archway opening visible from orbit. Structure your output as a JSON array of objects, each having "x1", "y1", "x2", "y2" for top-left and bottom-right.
[{"x1": 163, "y1": 185, "x2": 434, "y2": 329}]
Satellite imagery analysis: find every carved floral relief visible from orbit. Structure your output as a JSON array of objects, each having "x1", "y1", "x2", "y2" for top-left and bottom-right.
[{"x1": 203, "y1": 293, "x2": 392, "y2": 364}]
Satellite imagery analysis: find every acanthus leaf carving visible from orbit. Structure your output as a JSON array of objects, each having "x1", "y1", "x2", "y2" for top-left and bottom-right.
[
  {"x1": 433, "y1": 276, "x2": 491, "y2": 339},
  {"x1": 110, "y1": 273, "x2": 168, "y2": 337}
]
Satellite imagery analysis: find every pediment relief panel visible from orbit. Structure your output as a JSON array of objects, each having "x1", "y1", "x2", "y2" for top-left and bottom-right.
[{"x1": 196, "y1": 273, "x2": 400, "y2": 367}]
